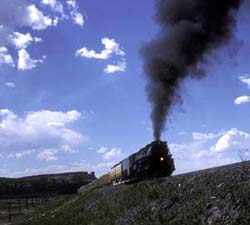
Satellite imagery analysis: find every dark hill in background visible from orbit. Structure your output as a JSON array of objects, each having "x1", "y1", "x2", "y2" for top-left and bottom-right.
[
  {"x1": 0, "y1": 172, "x2": 96, "y2": 199},
  {"x1": 15, "y1": 161, "x2": 250, "y2": 225}
]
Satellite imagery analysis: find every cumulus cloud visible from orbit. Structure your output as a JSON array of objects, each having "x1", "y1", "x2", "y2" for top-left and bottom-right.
[
  {"x1": 66, "y1": 0, "x2": 77, "y2": 8},
  {"x1": 0, "y1": 0, "x2": 84, "y2": 31},
  {"x1": 104, "y1": 149, "x2": 121, "y2": 160},
  {"x1": 0, "y1": 109, "x2": 84, "y2": 160},
  {"x1": 169, "y1": 128, "x2": 250, "y2": 174},
  {"x1": 234, "y1": 74, "x2": 250, "y2": 105},
  {"x1": 0, "y1": 0, "x2": 84, "y2": 70},
  {"x1": 211, "y1": 128, "x2": 250, "y2": 152},
  {"x1": 76, "y1": 37, "x2": 126, "y2": 74},
  {"x1": 0, "y1": 47, "x2": 14, "y2": 67},
  {"x1": 239, "y1": 74, "x2": 250, "y2": 89},
  {"x1": 37, "y1": 145, "x2": 75, "y2": 161},
  {"x1": 10, "y1": 32, "x2": 42, "y2": 49},
  {"x1": 8, "y1": 32, "x2": 45, "y2": 71},
  {"x1": 170, "y1": 140, "x2": 236, "y2": 174},
  {"x1": 66, "y1": 0, "x2": 84, "y2": 27},
  {"x1": 8, "y1": 161, "x2": 115, "y2": 178},
  {"x1": 18, "y1": 49, "x2": 45, "y2": 71},
  {"x1": 97, "y1": 147, "x2": 109, "y2": 154},
  {"x1": 72, "y1": 12, "x2": 84, "y2": 27},
  {"x1": 97, "y1": 146, "x2": 121, "y2": 160},
  {"x1": 26, "y1": 5, "x2": 57, "y2": 30},
  {"x1": 7, "y1": 150, "x2": 35, "y2": 159},
  {"x1": 5, "y1": 82, "x2": 16, "y2": 88},
  {"x1": 76, "y1": 38, "x2": 124, "y2": 60},
  {"x1": 10, "y1": 32, "x2": 33, "y2": 49},
  {"x1": 234, "y1": 96, "x2": 250, "y2": 105},
  {"x1": 41, "y1": 0, "x2": 64, "y2": 14},
  {"x1": 192, "y1": 131, "x2": 222, "y2": 141},
  {"x1": 104, "y1": 61, "x2": 127, "y2": 74}
]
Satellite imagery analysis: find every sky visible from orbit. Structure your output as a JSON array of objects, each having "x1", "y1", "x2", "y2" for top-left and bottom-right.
[{"x1": 0, "y1": 0, "x2": 250, "y2": 178}]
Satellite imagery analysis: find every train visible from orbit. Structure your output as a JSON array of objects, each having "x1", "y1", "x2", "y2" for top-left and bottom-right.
[
  {"x1": 110, "y1": 140, "x2": 175, "y2": 184},
  {"x1": 78, "y1": 141, "x2": 175, "y2": 193}
]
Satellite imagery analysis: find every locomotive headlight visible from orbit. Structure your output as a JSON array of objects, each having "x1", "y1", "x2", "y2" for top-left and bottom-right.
[{"x1": 160, "y1": 157, "x2": 164, "y2": 162}]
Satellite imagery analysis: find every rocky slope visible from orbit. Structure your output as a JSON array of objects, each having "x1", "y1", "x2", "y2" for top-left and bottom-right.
[{"x1": 16, "y1": 161, "x2": 250, "y2": 225}]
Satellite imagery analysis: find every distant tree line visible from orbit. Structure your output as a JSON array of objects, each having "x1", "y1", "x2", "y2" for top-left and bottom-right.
[{"x1": 0, "y1": 172, "x2": 96, "y2": 199}]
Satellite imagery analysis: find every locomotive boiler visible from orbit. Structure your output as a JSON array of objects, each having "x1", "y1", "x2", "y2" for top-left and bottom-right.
[{"x1": 110, "y1": 141, "x2": 175, "y2": 184}]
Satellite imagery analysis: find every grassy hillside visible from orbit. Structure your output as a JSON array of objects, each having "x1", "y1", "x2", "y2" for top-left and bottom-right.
[
  {"x1": 15, "y1": 161, "x2": 250, "y2": 225},
  {"x1": 0, "y1": 172, "x2": 96, "y2": 198}
]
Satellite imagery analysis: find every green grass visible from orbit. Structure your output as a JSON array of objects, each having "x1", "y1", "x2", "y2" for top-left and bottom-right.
[
  {"x1": 14, "y1": 193, "x2": 95, "y2": 225},
  {"x1": 13, "y1": 162, "x2": 250, "y2": 225}
]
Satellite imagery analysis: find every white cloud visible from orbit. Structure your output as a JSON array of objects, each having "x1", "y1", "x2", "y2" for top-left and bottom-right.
[
  {"x1": 192, "y1": 131, "x2": 221, "y2": 141},
  {"x1": 26, "y1": 5, "x2": 56, "y2": 30},
  {"x1": 18, "y1": 49, "x2": 45, "y2": 71},
  {"x1": 170, "y1": 140, "x2": 237, "y2": 174},
  {"x1": 75, "y1": 38, "x2": 125, "y2": 60},
  {"x1": 239, "y1": 74, "x2": 250, "y2": 89},
  {"x1": 37, "y1": 149, "x2": 60, "y2": 161},
  {"x1": 41, "y1": 0, "x2": 64, "y2": 14},
  {"x1": 0, "y1": 47, "x2": 14, "y2": 67},
  {"x1": 66, "y1": 0, "x2": 84, "y2": 27},
  {"x1": 104, "y1": 148, "x2": 121, "y2": 160},
  {"x1": 66, "y1": 0, "x2": 77, "y2": 8},
  {"x1": 34, "y1": 37, "x2": 43, "y2": 43},
  {"x1": 37, "y1": 145, "x2": 75, "y2": 161},
  {"x1": 7, "y1": 150, "x2": 35, "y2": 159},
  {"x1": 211, "y1": 128, "x2": 250, "y2": 152},
  {"x1": 0, "y1": 1, "x2": 84, "y2": 32},
  {"x1": 104, "y1": 61, "x2": 127, "y2": 74},
  {"x1": 10, "y1": 32, "x2": 42, "y2": 49},
  {"x1": 178, "y1": 131, "x2": 187, "y2": 135},
  {"x1": 97, "y1": 147, "x2": 108, "y2": 154},
  {"x1": 10, "y1": 32, "x2": 33, "y2": 49},
  {"x1": 234, "y1": 74, "x2": 250, "y2": 105},
  {"x1": 97, "y1": 146, "x2": 121, "y2": 160},
  {"x1": 0, "y1": 109, "x2": 84, "y2": 160},
  {"x1": 7, "y1": 33, "x2": 44, "y2": 70},
  {"x1": 25, "y1": 110, "x2": 81, "y2": 126},
  {"x1": 76, "y1": 37, "x2": 126, "y2": 74},
  {"x1": 234, "y1": 96, "x2": 250, "y2": 105},
  {"x1": 5, "y1": 82, "x2": 16, "y2": 88},
  {"x1": 0, "y1": 1, "x2": 85, "y2": 70},
  {"x1": 169, "y1": 128, "x2": 250, "y2": 174},
  {"x1": 8, "y1": 161, "x2": 115, "y2": 178},
  {"x1": 72, "y1": 12, "x2": 84, "y2": 27}
]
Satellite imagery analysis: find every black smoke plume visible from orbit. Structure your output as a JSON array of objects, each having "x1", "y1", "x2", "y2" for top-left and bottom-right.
[{"x1": 141, "y1": 0, "x2": 243, "y2": 140}]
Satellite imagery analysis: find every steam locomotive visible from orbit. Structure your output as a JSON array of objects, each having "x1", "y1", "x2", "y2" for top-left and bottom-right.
[
  {"x1": 110, "y1": 141, "x2": 175, "y2": 184},
  {"x1": 78, "y1": 141, "x2": 174, "y2": 193}
]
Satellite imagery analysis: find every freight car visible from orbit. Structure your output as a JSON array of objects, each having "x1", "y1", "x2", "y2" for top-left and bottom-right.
[
  {"x1": 110, "y1": 140, "x2": 175, "y2": 184},
  {"x1": 78, "y1": 141, "x2": 174, "y2": 193}
]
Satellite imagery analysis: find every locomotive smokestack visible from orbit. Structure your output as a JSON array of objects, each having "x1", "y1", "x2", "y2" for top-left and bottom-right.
[{"x1": 141, "y1": 0, "x2": 243, "y2": 140}]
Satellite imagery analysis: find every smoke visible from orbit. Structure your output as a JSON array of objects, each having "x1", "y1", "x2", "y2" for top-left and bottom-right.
[{"x1": 141, "y1": 0, "x2": 243, "y2": 140}]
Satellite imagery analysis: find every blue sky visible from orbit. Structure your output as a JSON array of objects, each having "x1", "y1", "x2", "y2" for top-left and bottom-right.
[{"x1": 0, "y1": 0, "x2": 250, "y2": 177}]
